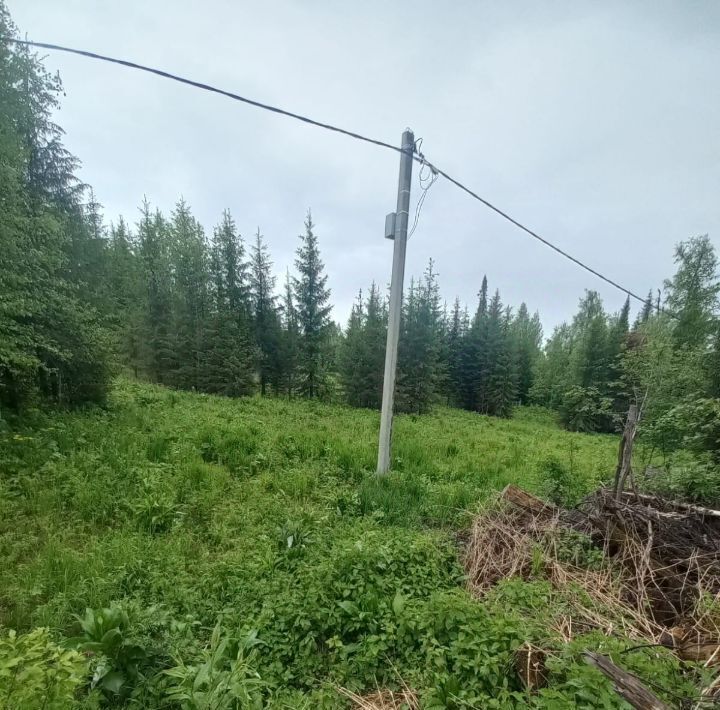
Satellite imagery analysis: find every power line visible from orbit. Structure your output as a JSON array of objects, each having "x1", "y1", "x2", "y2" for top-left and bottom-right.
[
  {"x1": 5, "y1": 36, "x2": 660, "y2": 309},
  {"x1": 5, "y1": 38, "x2": 406, "y2": 157},
  {"x1": 425, "y1": 162, "x2": 649, "y2": 305}
]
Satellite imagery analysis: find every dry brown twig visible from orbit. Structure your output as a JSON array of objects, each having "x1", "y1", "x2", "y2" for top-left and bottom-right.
[{"x1": 338, "y1": 686, "x2": 419, "y2": 709}]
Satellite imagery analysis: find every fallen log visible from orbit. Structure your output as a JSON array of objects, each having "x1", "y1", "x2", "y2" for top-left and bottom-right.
[{"x1": 584, "y1": 651, "x2": 671, "y2": 710}]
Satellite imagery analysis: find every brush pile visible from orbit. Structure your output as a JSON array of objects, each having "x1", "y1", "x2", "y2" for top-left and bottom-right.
[{"x1": 464, "y1": 484, "x2": 720, "y2": 704}]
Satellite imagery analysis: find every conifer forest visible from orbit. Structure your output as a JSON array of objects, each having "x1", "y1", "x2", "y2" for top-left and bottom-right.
[{"x1": 2, "y1": 3, "x2": 720, "y2": 708}]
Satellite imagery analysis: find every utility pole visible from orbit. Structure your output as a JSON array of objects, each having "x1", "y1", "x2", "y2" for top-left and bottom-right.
[{"x1": 377, "y1": 129, "x2": 414, "y2": 475}]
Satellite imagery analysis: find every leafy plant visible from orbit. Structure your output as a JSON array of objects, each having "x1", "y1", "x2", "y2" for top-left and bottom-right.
[
  {"x1": 275, "y1": 520, "x2": 312, "y2": 562},
  {"x1": 660, "y1": 397, "x2": 720, "y2": 463},
  {"x1": 397, "y1": 590, "x2": 524, "y2": 707},
  {"x1": 130, "y1": 479, "x2": 182, "y2": 533},
  {"x1": 164, "y1": 623, "x2": 266, "y2": 709},
  {"x1": 0, "y1": 627, "x2": 88, "y2": 709},
  {"x1": 67, "y1": 606, "x2": 148, "y2": 698},
  {"x1": 543, "y1": 529, "x2": 604, "y2": 570},
  {"x1": 538, "y1": 455, "x2": 582, "y2": 507}
]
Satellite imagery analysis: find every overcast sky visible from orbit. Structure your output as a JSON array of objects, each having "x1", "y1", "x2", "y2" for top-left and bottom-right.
[{"x1": 10, "y1": 0, "x2": 720, "y2": 335}]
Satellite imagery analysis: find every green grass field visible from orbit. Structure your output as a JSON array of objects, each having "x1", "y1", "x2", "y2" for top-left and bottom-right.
[{"x1": 1, "y1": 381, "x2": 702, "y2": 708}]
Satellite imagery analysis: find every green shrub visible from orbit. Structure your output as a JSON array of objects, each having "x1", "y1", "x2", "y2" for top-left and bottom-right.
[
  {"x1": 0, "y1": 627, "x2": 88, "y2": 709},
  {"x1": 538, "y1": 456, "x2": 583, "y2": 507},
  {"x1": 649, "y1": 397, "x2": 720, "y2": 464},
  {"x1": 398, "y1": 590, "x2": 524, "y2": 707},
  {"x1": 559, "y1": 386, "x2": 615, "y2": 433},
  {"x1": 640, "y1": 458, "x2": 720, "y2": 505},
  {"x1": 254, "y1": 529, "x2": 463, "y2": 687}
]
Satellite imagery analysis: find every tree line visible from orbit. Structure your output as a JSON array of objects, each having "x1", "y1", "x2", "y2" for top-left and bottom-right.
[
  {"x1": 2, "y1": 3, "x2": 720, "y2": 475},
  {"x1": 0, "y1": 5, "x2": 542, "y2": 418},
  {"x1": 105, "y1": 202, "x2": 334, "y2": 402}
]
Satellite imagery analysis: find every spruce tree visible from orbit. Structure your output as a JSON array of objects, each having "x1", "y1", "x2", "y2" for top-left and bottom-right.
[
  {"x1": 204, "y1": 210, "x2": 255, "y2": 396},
  {"x1": 137, "y1": 201, "x2": 174, "y2": 384},
  {"x1": 640, "y1": 289, "x2": 654, "y2": 325},
  {"x1": 68, "y1": 188, "x2": 111, "y2": 313},
  {"x1": 212, "y1": 210, "x2": 250, "y2": 317},
  {"x1": 279, "y1": 270, "x2": 301, "y2": 397},
  {"x1": 511, "y1": 303, "x2": 543, "y2": 405},
  {"x1": 570, "y1": 291, "x2": 609, "y2": 390},
  {"x1": 531, "y1": 324, "x2": 573, "y2": 408},
  {"x1": 487, "y1": 303, "x2": 518, "y2": 417},
  {"x1": 340, "y1": 283, "x2": 387, "y2": 409},
  {"x1": 168, "y1": 199, "x2": 210, "y2": 390},
  {"x1": 340, "y1": 291, "x2": 366, "y2": 407},
  {"x1": 250, "y1": 229, "x2": 282, "y2": 395},
  {"x1": 0, "y1": 12, "x2": 110, "y2": 409},
  {"x1": 107, "y1": 218, "x2": 143, "y2": 376},
  {"x1": 482, "y1": 291, "x2": 517, "y2": 416},
  {"x1": 362, "y1": 282, "x2": 388, "y2": 409},
  {"x1": 397, "y1": 261, "x2": 443, "y2": 413},
  {"x1": 466, "y1": 275, "x2": 490, "y2": 412},
  {"x1": 293, "y1": 211, "x2": 332, "y2": 399},
  {"x1": 446, "y1": 298, "x2": 465, "y2": 406}
]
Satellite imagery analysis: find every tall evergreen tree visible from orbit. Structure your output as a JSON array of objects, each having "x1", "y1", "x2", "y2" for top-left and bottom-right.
[
  {"x1": 340, "y1": 291, "x2": 366, "y2": 407},
  {"x1": 570, "y1": 290, "x2": 609, "y2": 390},
  {"x1": 340, "y1": 283, "x2": 387, "y2": 409},
  {"x1": 212, "y1": 210, "x2": 250, "y2": 317},
  {"x1": 279, "y1": 270, "x2": 301, "y2": 397},
  {"x1": 511, "y1": 303, "x2": 543, "y2": 405},
  {"x1": 107, "y1": 218, "x2": 143, "y2": 376},
  {"x1": 531, "y1": 324, "x2": 573, "y2": 408},
  {"x1": 0, "y1": 12, "x2": 110, "y2": 409},
  {"x1": 481, "y1": 291, "x2": 517, "y2": 417},
  {"x1": 203, "y1": 211, "x2": 255, "y2": 397},
  {"x1": 446, "y1": 297, "x2": 466, "y2": 406},
  {"x1": 249, "y1": 229, "x2": 282, "y2": 395},
  {"x1": 633, "y1": 290, "x2": 654, "y2": 330},
  {"x1": 465, "y1": 275, "x2": 490, "y2": 412},
  {"x1": 362, "y1": 282, "x2": 388, "y2": 408},
  {"x1": 396, "y1": 261, "x2": 443, "y2": 413},
  {"x1": 168, "y1": 200, "x2": 210, "y2": 390},
  {"x1": 293, "y1": 211, "x2": 332, "y2": 399},
  {"x1": 137, "y1": 201, "x2": 174, "y2": 383}
]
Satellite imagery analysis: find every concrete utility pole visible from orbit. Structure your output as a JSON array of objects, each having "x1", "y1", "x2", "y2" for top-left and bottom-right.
[{"x1": 377, "y1": 129, "x2": 414, "y2": 475}]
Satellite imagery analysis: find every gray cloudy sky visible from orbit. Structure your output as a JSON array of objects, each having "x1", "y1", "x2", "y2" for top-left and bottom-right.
[{"x1": 10, "y1": 0, "x2": 720, "y2": 334}]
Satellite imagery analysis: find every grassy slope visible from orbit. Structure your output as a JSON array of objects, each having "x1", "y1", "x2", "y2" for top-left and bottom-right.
[{"x1": 2, "y1": 380, "x2": 694, "y2": 707}]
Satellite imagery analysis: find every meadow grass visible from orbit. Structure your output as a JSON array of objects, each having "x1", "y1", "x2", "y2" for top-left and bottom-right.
[{"x1": 3, "y1": 379, "x2": 697, "y2": 708}]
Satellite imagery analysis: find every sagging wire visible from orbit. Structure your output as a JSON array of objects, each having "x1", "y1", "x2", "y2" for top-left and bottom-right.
[{"x1": 407, "y1": 138, "x2": 439, "y2": 239}]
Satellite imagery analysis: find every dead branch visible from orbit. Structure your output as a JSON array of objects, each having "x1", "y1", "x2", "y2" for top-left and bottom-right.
[{"x1": 583, "y1": 651, "x2": 671, "y2": 710}]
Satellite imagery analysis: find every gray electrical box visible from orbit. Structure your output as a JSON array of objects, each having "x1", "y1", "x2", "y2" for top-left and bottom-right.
[{"x1": 384, "y1": 212, "x2": 396, "y2": 240}]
